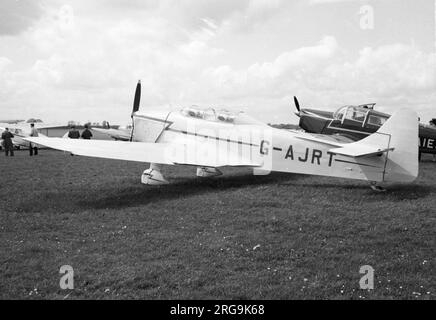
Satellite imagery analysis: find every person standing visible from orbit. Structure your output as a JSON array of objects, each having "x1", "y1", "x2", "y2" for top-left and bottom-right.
[
  {"x1": 66, "y1": 125, "x2": 80, "y2": 157},
  {"x1": 81, "y1": 124, "x2": 93, "y2": 140},
  {"x1": 68, "y1": 125, "x2": 80, "y2": 139},
  {"x1": 1, "y1": 128, "x2": 15, "y2": 156},
  {"x1": 29, "y1": 123, "x2": 39, "y2": 156}
]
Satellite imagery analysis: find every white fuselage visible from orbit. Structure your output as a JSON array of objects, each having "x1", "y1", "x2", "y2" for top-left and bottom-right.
[{"x1": 132, "y1": 109, "x2": 405, "y2": 183}]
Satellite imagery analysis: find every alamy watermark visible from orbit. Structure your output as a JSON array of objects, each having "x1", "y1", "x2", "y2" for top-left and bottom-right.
[
  {"x1": 59, "y1": 265, "x2": 74, "y2": 290},
  {"x1": 359, "y1": 265, "x2": 374, "y2": 290},
  {"x1": 359, "y1": 4, "x2": 375, "y2": 30}
]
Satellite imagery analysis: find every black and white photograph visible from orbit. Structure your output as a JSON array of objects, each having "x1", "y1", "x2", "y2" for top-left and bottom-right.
[{"x1": 0, "y1": 0, "x2": 435, "y2": 306}]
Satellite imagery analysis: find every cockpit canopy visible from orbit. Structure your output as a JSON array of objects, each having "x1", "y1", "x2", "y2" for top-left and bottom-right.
[
  {"x1": 180, "y1": 106, "x2": 263, "y2": 125},
  {"x1": 333, "y1": 105, "x2": 389, "y2": 127}
]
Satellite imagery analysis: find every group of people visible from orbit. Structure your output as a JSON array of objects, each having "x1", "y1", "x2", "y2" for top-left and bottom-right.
[
  {"x1": 67, "y1": 124, "x2": 93, "y2": 140},
  {"x1": 0, "y1": 123, "x2": 39, "y2": 157},
  {"x1": 1, "y1": 124, "x2": 93, "y2": 157}
]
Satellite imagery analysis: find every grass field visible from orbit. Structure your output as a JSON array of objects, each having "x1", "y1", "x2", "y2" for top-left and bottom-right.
[{"x1": 0, "y1": 150, "x2": 434, "y2": 299}]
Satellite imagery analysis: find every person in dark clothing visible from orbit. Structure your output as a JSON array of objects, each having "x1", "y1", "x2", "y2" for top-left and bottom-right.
[
  {"x1": 68, "y1": 126, "x2": 80, "y2": 139},
  {"x1": 1, "y1": 128, "x2": 15, "y2": 156},
  {"x1": 29, "y1": 123, "x2": 39, "y2": 156},
  {"x1": 81, "y1": 125, "x2": 93, "y2": 140}
]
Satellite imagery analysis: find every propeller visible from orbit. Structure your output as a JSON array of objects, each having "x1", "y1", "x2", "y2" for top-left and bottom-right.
[
  {"x1": 294, "y1": 96, "x2": 300, "y2": 113},
  {"x1": 130, "y1": 80, "x2": 141, "y2": 141},
  {"x1": 132, "y1": 80, "x2": 141, "y2": 116},
  {"x1": 293, "y1": 96, "x2": 302, "y2": 117},
  {"x1": 102, "y1": 121, "x2": 110, "y2": 129}
]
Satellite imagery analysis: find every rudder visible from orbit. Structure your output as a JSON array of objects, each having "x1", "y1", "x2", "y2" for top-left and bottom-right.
[{"x1": 360, "y1": 109, "x2": 419, "y2": 182}]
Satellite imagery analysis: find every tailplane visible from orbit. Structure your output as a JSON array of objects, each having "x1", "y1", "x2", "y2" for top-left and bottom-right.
[{"x1": 344, "y1": 109, "x2": 419, "y2": 182}]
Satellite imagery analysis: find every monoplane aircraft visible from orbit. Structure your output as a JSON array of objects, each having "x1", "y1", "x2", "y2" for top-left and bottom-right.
[
  {"x1": 92, "y1": 123, "x2": 132, "y2": 141},
  {"x1": 293, "y1": 97, "x2": 436, "y2": 160},
  {"x1": 0, "y1": 119, "x2": 25, "y2": 124},
  {"x1": 25, "y1": 82, "x2": 419, "y2": 191},
  {"x1": 0, "y1": 119, "x2": 56, "y2": 149}
]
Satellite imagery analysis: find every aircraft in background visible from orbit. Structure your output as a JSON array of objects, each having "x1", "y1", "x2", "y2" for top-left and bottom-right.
[
  {"x1": 0, "y1": 119, "x2": 25, "y2": 125},
  {"x1": 292, "y1": 97, "x2": 436, "y2": 160},
  {"x1": 419, "y1": 120, "x2": 436, "y2": 160},
  {"x1": 25, "y1": 81, "x2": 419, "y2": 192},
  {"x1": 0, "y1": 119, "x2": 66, "y2": 149},
  {"x1": 92, "y1": 123, "x2": 132, "y2": 141}
]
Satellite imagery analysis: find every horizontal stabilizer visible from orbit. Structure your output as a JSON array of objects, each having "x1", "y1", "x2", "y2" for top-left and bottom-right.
[
  {"x1": 295, "y1": 134, "x2": 343, "y2": 147},
  {"x1": 330, "y1": 145, "x2": 394, "y2": 158}
]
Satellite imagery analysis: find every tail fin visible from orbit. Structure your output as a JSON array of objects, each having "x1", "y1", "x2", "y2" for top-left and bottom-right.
[{"x1": 357, "y1": 109, "x2": 419, "y2": 182}]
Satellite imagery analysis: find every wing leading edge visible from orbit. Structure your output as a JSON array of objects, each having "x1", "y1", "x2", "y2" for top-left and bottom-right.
[{"x1": 23, "y1": 137, "x2": 262, "y2": 168}]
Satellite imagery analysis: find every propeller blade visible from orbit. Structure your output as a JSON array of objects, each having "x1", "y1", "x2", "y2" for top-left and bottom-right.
[
  {"x1": 130, "y1": 80, "x2": 141, "y2": 142},
  {"x1": 132, "y1": 80, "x2": 141, "y2": 115},
  {"x1": 294, "y1": 96, "x2": 300, "y2": 113}
]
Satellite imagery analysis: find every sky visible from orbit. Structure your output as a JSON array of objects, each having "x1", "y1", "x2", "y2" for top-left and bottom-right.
[{"x1": 0, "y1": 0, "x2": 435, "y2": 125}]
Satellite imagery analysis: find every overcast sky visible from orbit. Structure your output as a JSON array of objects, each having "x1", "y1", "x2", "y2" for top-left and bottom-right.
[{"x1": 0, "y1": 0, "x2": 435, "y2": 125}]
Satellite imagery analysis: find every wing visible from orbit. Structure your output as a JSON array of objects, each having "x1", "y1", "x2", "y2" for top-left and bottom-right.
[
  {"x1": 0, "y1": 125, "x2": 47, "y2": 138},
  {"x1": 24, "y1": 137, "x2": 173, "y2": 164},
  {"x1": 23, "y1": 137, "x2": 262, "y2": 167},
  {"x1": 92, "y1": 128, "x2": 131, "y2": 141},
  {"x1": 35, "y1": 125, "x2": 64, "y2": 130}
]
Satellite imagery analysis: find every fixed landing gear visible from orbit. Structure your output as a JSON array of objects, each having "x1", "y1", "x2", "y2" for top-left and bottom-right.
[
  {"x1": 196, "y1": 167, "x2": 222, "y2": 178},
  {"x1": 370, "y1": 182, "x2": 386, "y2": 192},
  {"x1": 141, "y1": 163, "x2": 169, "y2": 185}
]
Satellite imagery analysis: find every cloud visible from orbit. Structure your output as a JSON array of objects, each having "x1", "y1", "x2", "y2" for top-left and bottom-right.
[
  {"x1": 0, "y1": 1, "x2": 434, "y2": 125},
  {"x1": 332, "y1": 44, "x2": 436, "y2": 96},
  {"x1": 0, "y1": 57, "x2": 12, "y2": 70},
  {"x1": 309, "y1": 0, "x2": 363, "y2": 4},
  {"x1": 0, "y1": 0, "x2": 44, "y2": 35},
  {"x1": 196, "y1": 36, "x2": 435, "y2": 122},
  {"x1": 0, "y1": 1, "x2": 231, "y2": 122},
  {"x1": 200, "y1": 36, "x2": 339, "y2": 98}
]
